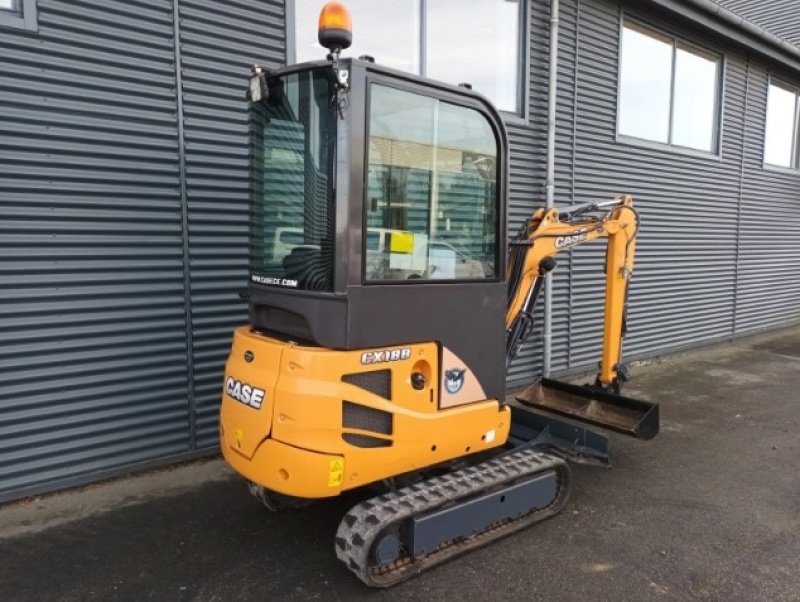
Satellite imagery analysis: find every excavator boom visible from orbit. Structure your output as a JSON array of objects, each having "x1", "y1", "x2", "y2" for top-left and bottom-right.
[{"x1": 505, "y1": 196, "x2": 658, "y2": 439}]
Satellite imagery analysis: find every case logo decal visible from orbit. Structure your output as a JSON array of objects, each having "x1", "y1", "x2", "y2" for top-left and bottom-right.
[
  {"x1": 555, "y1": 231, "x2": 588, "y2": 249},
  {"x1": 444, "y1": 368, "x2": 466, "y2": 394},
  {"x1": 225, "y1": 377, "x2": 266, "y2": 409}
]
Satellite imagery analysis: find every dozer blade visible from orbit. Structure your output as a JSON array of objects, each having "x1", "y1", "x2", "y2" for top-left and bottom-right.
[{"x1": 516, "y1": 378, "x2": 659, "y2": 440}]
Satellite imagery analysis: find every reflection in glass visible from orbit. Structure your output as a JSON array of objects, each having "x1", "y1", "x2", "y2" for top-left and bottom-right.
[
  {"x1": 366, "y1": 85, "x2": 498, "y2": 281},
  {"x1": 672, "y1": 46, "x2": 718, "y2": 151},
  {"x1": 426, "y1": 0, "x2": 521, "y2": 112},
  {"x1": 619, "y1": 25, "x2": 672, "y2": 144},
  {"x1": 294, "y1": 0, "x2": 523, "y2": 114},
  {"x1": 249, "y1": 69, "x2": 337, "y2": 291},
  {"x1": 294, "y1": 0, "x2": 420, "y2": 73},
  {"x1": 764, "y1": 83, "x2": 797, "y2": 168}
]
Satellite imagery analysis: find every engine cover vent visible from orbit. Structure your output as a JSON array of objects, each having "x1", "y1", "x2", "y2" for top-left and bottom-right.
[
  {"x1": 341, "y1": 433, "x2": 392, "y2": 448},
  {"x1": 342, "y1": 369, "x2": 391, "y2": 399},
  {"x1": 342, "y1": 401, "x2": 393, "y2": 435}
]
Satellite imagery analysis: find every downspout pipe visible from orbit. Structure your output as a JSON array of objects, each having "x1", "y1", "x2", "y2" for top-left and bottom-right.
[{"x1": 543, "y1": 0, "x2": 560, "y2": 377}]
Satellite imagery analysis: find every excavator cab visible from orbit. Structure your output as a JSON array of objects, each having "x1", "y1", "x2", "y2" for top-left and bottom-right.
[
  {"x1": 245, "y1": 56, "x2": 509, "y2": 403},
  {"x1": 221, "y1": 2, "x2": 659, "y2": 587}
]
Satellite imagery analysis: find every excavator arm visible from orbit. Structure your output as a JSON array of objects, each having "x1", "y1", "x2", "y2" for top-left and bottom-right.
[
  {"x1": 505, "y1": 195, "x2": 638, "y2": 391},
  {"x1": 504, "y1": 195, "x2": 657, "y2": 441}
]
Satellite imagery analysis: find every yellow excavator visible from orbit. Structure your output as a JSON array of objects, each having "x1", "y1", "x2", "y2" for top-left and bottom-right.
[{"x1": 220, "y1": 3, "x2": 659, "y2": 587}]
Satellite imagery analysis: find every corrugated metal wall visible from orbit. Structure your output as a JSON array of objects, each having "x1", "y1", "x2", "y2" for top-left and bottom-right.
[
  {"x1": 504, "y1": 1, "x2": 544, "y2": 385},
  {"x1": 713, "y1": 0, "x2": 800, "y2": 48},
  {"x1": 0, "y1": 0, "x2": 285, "y2": 502},
  {"x1": 178, "y1": 0, "x2": 285, "y2": 449},
  {"x1": 736, "y1": 59, "x2": 800, "y2": 333},
  {"x1": 568, "y1": 0, "x2": 745, "y2": 369},
  {"x1": 507, "y1": 0, "x2": 800, "y2": 385},
  {"x1": 506, "y1": 0, "x2": 573, "y2": 385},
  {"x1": 0, "y1": 0, "x2": 189, "y2": 501}
]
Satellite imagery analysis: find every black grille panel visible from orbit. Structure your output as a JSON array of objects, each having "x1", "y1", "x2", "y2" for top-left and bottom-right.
[
  {"x1": 342, "y1": 369, "x2": 391, "y2": 399},
  {"x1": 342, "y1": 401, "x2": 393, "y2": 435},
  {"x1": 342, "y1": 433, "x2": 392, "y2": 448}
]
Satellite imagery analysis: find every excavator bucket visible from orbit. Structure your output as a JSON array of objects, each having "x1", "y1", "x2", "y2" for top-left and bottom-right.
[{"x1": 516, "y1": 378, "x2": 659, "y2": 440}]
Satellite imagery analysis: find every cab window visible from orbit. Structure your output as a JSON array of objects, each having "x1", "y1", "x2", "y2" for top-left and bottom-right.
[{"x1": 365, "y1": 84, "x2": 499, "y2": 282}]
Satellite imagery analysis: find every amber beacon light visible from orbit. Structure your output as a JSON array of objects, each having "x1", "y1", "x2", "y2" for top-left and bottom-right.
[{"x1": 318, "y1": 2, "x2": 352, "y2": 52}]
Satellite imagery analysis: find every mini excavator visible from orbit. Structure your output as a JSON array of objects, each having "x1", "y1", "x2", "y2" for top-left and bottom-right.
[{"x1": 220, "y1": 3, "x2": 659, "y2": 587}]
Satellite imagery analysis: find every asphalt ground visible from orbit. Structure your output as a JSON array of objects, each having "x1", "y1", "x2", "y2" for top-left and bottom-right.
[{"x1": 1, "y1": 328, "x2": 799, "y2": 601}]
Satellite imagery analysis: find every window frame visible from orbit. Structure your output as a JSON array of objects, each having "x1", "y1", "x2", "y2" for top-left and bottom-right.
[
  {"x1": 763, "y1": 76, "x2": 800, "y2": 171},
  {"x1": 286, "y1": 0, "x2": 529, "y2": 119},
  {"x1": 0, "y1": 0, "x2": 38, "y2": 32},
  {"x1": 361, "y1": 76, "x2": 503, "y2": 286},
  {"x1": 615, "y1": 17, "x2": 724, "y2": 157}
]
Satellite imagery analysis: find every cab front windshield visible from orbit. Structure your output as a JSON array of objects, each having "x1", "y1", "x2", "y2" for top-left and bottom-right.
[{"x1": 249, "y1": 68, "x2": 336, "y2": 291}]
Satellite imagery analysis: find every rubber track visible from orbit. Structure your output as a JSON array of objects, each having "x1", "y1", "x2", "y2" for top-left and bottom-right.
[{"x1": 335, "y1": 449, "x2": 572, "y2": 587}]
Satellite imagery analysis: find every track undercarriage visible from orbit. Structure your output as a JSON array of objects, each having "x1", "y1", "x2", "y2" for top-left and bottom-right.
[
  {"x1": 241, "y1": 380, "x2": 656, "y2": 586},
  {"x1": 331, "y1": 380, "x2": 657, "y2": 586},
  {"x1": 335, "y1": 448, "x2": 571, "y2": 587}
]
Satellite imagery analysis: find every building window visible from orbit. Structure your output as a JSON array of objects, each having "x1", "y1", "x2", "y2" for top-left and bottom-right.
[
  {"x1": 618, "y1": 21, "x2": 721, "y2": 153},
  {"x1": 764, "y1": 80, "x2": 799, "y2": 169},
  {"x1": 293, "y1": 0, "x2": 524, "y2": 114},
  {"x1": 0, "y1": 0, "x2": 37, "y2": 32}
]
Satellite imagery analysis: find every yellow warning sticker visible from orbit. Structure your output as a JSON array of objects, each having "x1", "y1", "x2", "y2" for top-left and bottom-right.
[
  {"x1": 328, "y1": 458, "x2": 344, "y2": 487},
  {"x1": 389, "y1": 231, "x2": 414, "y2": 254}
]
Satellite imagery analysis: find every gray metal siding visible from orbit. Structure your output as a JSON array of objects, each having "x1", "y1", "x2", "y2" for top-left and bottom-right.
[
  {"x1": 569, "y1": 0, "x2": 743, "y2": 369},
  {"x1": 0, "y1": 0, "x2": 287, "y2": 502},
  {"x1": 506, "y1": 0, "x2": 576, "y2": 386},
  {"x1": 0, "y1": 0, "x2": 190, "y2": 501},
  {"x1": 713, "y1": 0, "x2": 800, "y2": 49},
  {"x1": 179, "y1": 0, "x2": 286, "y2": 448},
  {"x1": 736, "y1": 61, "x2": 800, "y2": 333},
  {"x1": 505, "y1": 1, "x2": 547, "y2": 386},
  {"x1": 509, "y1": 0, "x2": 799, "y2": 387}
]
